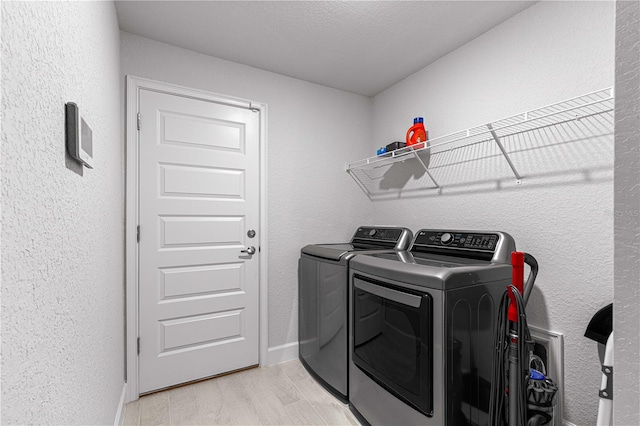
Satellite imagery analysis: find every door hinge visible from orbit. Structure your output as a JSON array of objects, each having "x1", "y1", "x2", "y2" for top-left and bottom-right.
[
  {"x1": 137, "y1": 225, "x2": 140, "y2": 243},
  {"x1": 137, "y1": 112, "x2": 141, "y2": 130},
  {"x1": 137, "y1": 337, "x2": 140, "y2": 355}
]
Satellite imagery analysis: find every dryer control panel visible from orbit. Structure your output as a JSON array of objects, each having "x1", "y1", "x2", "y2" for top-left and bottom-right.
[
  {"x1": 411, "y1": 229, "x2": 513, "y2": 262},
  {"x1": 414, "y1": 230, "x2": 499, "y2": 251}
]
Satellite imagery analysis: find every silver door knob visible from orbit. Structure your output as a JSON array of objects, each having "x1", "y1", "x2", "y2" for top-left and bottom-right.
[{"x1": 241, "y1": 246, "x2": 256, "y2": 255}]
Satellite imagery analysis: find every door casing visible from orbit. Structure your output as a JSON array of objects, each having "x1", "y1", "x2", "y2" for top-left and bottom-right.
[{"x1": 124, "y1": 75, "x2": 269, "y2": 402}]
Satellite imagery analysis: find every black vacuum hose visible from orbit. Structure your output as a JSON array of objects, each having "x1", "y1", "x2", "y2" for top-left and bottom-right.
[
  {"x1": 489, "y1": 253, "x2": 539, "y2": 426},
  {"x1": 489, "y1": 290, "x2": 509, "y2": 425}
]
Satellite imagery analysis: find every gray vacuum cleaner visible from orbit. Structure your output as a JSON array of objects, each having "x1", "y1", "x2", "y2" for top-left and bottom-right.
[{"x1": 489, "y1": 252, "x2": 559, "y2": 426}]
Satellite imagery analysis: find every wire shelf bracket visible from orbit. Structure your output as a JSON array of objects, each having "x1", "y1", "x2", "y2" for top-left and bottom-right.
[{"x1": 487, "y1": 123, "x2": 522, "y2": 183}]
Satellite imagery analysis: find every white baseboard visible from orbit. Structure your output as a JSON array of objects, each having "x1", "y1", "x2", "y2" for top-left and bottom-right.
[
  {"x1": 114, "y1": 382, "x2": 127, "y2": 426},
  {"x1": 563, "y1": 421, "x2": 577, "y2": 426},
  {"x1": 266, "y1": 341, "x2": 298, "y2": 365}
]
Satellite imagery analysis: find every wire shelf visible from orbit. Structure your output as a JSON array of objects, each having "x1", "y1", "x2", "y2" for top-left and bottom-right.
[{"x1": 346, "y1": 88, "x2": 614, "y2": 199}]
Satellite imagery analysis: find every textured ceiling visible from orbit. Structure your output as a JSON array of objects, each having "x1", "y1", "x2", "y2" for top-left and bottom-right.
[{"x1": 115, "y1": 1, "x2": 536, "y2": 97}]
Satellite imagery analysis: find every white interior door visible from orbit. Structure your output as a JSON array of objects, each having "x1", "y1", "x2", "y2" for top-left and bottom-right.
[{"x1": 138, "y1": 88, "x2": 260, "y2": 394}]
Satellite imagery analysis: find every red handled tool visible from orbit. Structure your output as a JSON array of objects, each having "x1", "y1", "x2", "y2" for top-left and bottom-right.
[{"x1": 509, "y1": 252, "x2": 525, "y2": 322}]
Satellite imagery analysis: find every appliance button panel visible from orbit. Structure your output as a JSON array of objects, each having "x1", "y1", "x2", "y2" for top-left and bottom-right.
[
  {"x1": 356, "y1": 227, "x2": 403, "y2": 242},
  {"x1": 414, "y1": 230, "x2": 499, "y2": 251}
]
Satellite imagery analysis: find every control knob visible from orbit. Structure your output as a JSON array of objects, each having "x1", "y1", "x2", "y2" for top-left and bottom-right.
[
  {"x1": 440, "y1": 233, "x2": 453, "y2": 245},
  {"x1": 369, "y1": 229, "x2": 377, "y2": 237}
]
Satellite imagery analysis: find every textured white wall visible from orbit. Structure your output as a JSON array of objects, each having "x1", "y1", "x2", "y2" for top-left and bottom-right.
[
  {"x1": 1, "y1": 2, "x2": 124, "y2": 424},
  {"x1": 120, "y1": 32, "x2": 373, "y2": 348},
  {"x1": 614, "y1": 0, "x2": 640, "y2": 424},
  {"x1": 370, "y1": 2, "x2": 614, "y2": 425}
]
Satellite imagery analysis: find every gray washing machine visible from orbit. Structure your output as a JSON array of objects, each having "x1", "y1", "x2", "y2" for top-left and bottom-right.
[
  {"x1": 298, "y1": 226, "x2": 412, "y2": 401},
  {"x1": 348, "y1": 229, "x2": 516, "y2": 425}
]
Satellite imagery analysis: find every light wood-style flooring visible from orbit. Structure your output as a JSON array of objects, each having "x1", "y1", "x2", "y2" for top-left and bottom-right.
[{"x1": 123, "y1": 359, "x2": 360, "y2": 426}]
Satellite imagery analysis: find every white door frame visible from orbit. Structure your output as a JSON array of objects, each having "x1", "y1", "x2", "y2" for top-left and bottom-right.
[{"x1": 124, "y1": 75, "x2": 268, "y2": 402}]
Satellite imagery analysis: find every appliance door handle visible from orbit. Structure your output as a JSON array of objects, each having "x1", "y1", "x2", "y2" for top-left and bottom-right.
[{"x1": 354, "y1": 279, "x2": 422, "y2": 308}]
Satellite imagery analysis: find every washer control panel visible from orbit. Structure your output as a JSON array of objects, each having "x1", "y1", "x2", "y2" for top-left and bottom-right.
[
  {"x1": 413, "y1": 230, "x2": 499, "y2": 252},
  {"x1": 354, "y1": 227, "x2": 403, "y2": 242}
]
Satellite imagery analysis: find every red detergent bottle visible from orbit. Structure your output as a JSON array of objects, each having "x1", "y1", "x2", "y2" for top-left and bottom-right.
[{"x1": 406, "y1": 117, "x2": 427, "y2": 148}]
